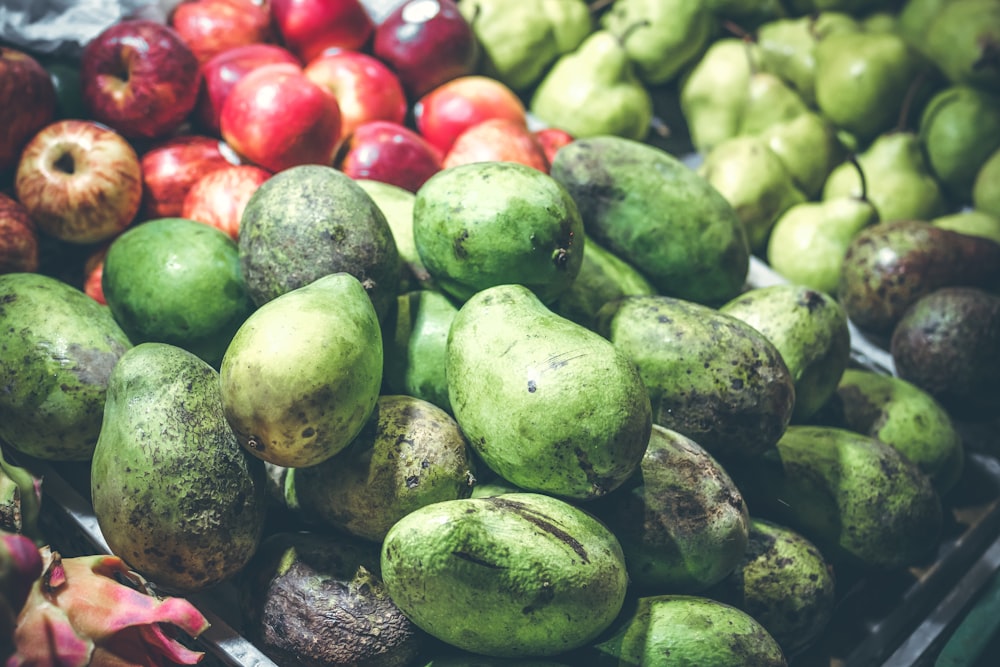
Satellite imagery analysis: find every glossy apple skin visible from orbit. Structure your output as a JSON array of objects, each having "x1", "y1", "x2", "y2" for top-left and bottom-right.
[
  {"x1": 303, "y1": 48, "x2": 408, "y2": 143},
  {"x1": 195, "y1": 43, "x2": 301, "y2": 136},
  {"x1": 140, "y1": 134, "x2": 237, "y2": 219},
  {"x1": 337, "y1": 120, "x2": 442, "y2": 192},
  {"x1": 414, "y1": 75, "x2": 526, "y2": 154},
  {"x1": 443, "y1": 118, "x2": 549, "y2": 172},
  {"x1": 373, "y1": 0, "x2": 478, "y2": 100},
  {"x1": 83, "y1": 246, "x2": 108, "y2": 304},
  {"x1": 0, "y1": 192, "x2": 40, "y2": 274},
  {"x1": 533, "y1": 127, "x2": 574, "y2": 168},
  {"x1": 14, "y1": 120, "x2": 143, "y2": 244},
  {"x1": 221, "y1": 62, "x2": 342, "y2": 172},
  {"x1": 271, "y1": 0, "x2": 375, "y2": 63},
  {"x1": 0, "y1": 47, "x2": 57, "y2": 173},
  {"x1": 80, "y1": 19, "x2": 202, "y2": 140},
  {"x1": 181, "y1": 164, "x2": 271, "y2": 239},
  {"x1": 170, "y1": 0, "x2": 276, "y2": 64}
]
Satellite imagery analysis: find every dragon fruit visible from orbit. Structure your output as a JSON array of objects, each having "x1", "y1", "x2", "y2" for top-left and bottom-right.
[
  {"x1": 8, "y1": 547, "x2": 210, "y2": 667},
  {"x1": 0, "y1": 451, "x2": 41, "y2": 539},
  {"x1": 2, "y1": 531, "x2": 44, "y2": 663}
]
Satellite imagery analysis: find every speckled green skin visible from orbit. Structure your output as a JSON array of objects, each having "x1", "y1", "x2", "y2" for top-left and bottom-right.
[
  {"x1": 590, "y1": 595, "x2": 787, "y2": 666},
  {"x1": 240, "y1": 531, "x2": 425, "y2": 667},
  {"x1": 708, "y1": 518, "x2": 836, "y2": 657},
  {"x1": 720, "y1": 284, "x2": 850, "y2": 423},
  {"x1": 239, "y1": 165, "x2": 401, "y2": 322},
  {"x1": 220, "y1": 273, "x2": 383, "y2": 468},
  {"x1": 91, "y1": 342, "x2": 267, "y2": 593},
  {"x1": 383, "y1": 290, "x2": 459, "y2": 413},
  {"x1": 356, "y1": 178, "x2": 434, "y2": 292},
  {"x1": 412, "y1": 162, "x2": 584, "y2": 305},
  {"x1": 550, "y1": 135, "x2": 749, "y2": 306},
  {"x1": 292, "y1": 395, "x2": 476, "y2": 542},
  {"x1": 731, "y1": 425, "x2": 943, "y2": 570},
  {"x1": 590, "y1": 425, "x2": 750, "y2": 594},
  {"x1": 102, "y1": 217, "x2": 255, "y2": 368},
  {"x1": 447, "y1": 284, "x2": 651, "y2": 500},
  {"x1": 594, "y1": 295, "x2": 795, "y2": 461},
  {"x1": 380, "y1": 493, "x2": 629, "y2": 658},
  {"x1": 0, "y1": 273, "x2": 131, "y2": 461},
  {"x1": 421, "y1": 655, "x2": 570, "y2": 667},
  {"x1": 827, "y1": 368, "x2": 964, "y2": 494}
]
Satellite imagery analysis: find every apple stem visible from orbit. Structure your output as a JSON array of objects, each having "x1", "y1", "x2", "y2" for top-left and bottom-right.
[
  {"x1": 848, "y1": 155, "x2": 869, "y2": 205},
  {"x1": 896, "y1": 69, "x2": 927, "y2": 132}
]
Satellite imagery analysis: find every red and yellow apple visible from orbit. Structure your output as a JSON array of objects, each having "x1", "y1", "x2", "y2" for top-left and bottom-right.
[
  {"x1": 533, "y1": 127, "x2": 575, "y2": 168},
  {"x1": 83, "y1": 245, "x2": 109, "y2": 304},
  {"x1": 270, "y1": 0, "x2": 375, "y2": 63},
  {"x1": 140, "y1": 134, "x2": 238, "y2": 219},
  {"x1": 0, "y1": 192, "x2": 40, "y2": 274},
  {"x1": 414, "y1": 75, "x2": 526, "y2": 154},
  {"x1": 181, "y1": 164, "x2": 272, "y2": 239},
  {"x1": 443, "y1": 118, "x2": 550, "y2": 172},
  {"x1": 0, "y1": 47, "x2": 57, "y2": 173},
  {"x1": 336, "y1": 120, "x2": 442, "y2": 192},
  {"x1": 170, "y1": 0, "x2": 276, "y2": 64}
]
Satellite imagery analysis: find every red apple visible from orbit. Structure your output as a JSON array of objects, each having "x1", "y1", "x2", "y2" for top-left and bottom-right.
[
  {"x1": 221, "y1": 62, "x2": 342, "y2": 172},
  {"x1": 0, "y1": 47, "x2": 57, "y2": 173},
  {"x1": 303, "y1": 48, "x2": 408, "y2": 143},
  {"x1": 0, "y1": 192, "x2": 40, "y2": 274},
  {"x1": 83, "y1": 245, "x2": 109, "y2": 304},
  {"x1": 373, "y1": 0, "x2": 478, "y2": 100},
  {"x1": 140, "y1": 134, "x2": 238, "y2": 219},
  {"x1": 414, "y1": 75, "x2": 526, "y2": 155},
  {"x1": 195, "y1": 42, "x2": 301, "y2": 136},
  {"x1": 170, "y1": 0, "x2": 276, "y2": 64},
  {"x1": 533, "y1": 127, "x2": 575, "y2": 168},
  {"x1": 336, "y1": 120, "x2": 442, "y2": 192},
  {"x1": 181, "y1": 164, "x2": 271, "y2": 239},
  {"x1": 15, "y1": 120, "x2": 143, "y2": 244},
  {"x1": 80, "y1": 19, "x2": 202, "y2": 140},
  {"x1": 271, "y1": 0, "x2": 375, "y2": 63},
  {"x1": 443, "y1": 118, "x2": 549, "y2": 172}
]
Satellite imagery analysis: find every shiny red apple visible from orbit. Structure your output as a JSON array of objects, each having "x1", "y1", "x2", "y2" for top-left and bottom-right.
[
  {"x1": 0, "y1": 192, "x2": 40, "y2": 274},
  {"x1": 336, "y1": 120, "x2": 442, "y2": 192},
  {"x1": 0, "y1": 47, "x2": 57, "y2": 174},
  {"x1": 533, "y1": 127, "x2": 575, "y2": 168},
  {"x1": 83, "y1": 245, "x2": 108, "y2": 304},
  {"x1": 373, "y1": 0, "x2": 478, "y2": 100},
  {"x1": 181, "y1": 164, "x2": 271, "y2": 239},
  {"x1": 195, "y1": 42, "x2": 301, "y2": 136},
  {"x1": 221, "y1": 62, "x2": 342, "y2": 172},
  {"x1": 271, "y1": 0, "x2": 375, "y2": 63},
  {"x1": 413, "y1": 75, "x2": 526, "y2": 155},
  {"x1": 303, "y1": 48, "x2": 408, "y2": 143},
  {"x1": 170, "y1": 0, "x2": 276, "y2": 64},
  {"x1": 443, "y1": 118, "x2": 550, "y2": 172},
  {"x1": 80, "y1": 19, "x2": 202, "y2": 140},
  {"x1": 140, "y1": 134, "x2": 238, "y2": 219},
  {"x1": 15, "y1": 120, "x2": 143, "y2": 244}
]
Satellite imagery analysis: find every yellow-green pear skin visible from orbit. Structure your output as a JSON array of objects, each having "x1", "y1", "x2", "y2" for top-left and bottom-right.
[
  {"x1": 447, "y1": 284, "x2": 651, "y2": 500},
  {"x1": 220, "y1": 273, "x2": 383, "y2": 468},
  {"x1": 758, "y1": 111, "x2": 846, "y2": 199},
  {"x1": 932, "y1": 210, "x2": 1000, "y2": 245},
  {"x1": 380, "y1": 493, "x2": 629, "y2": 657},
  {"x1": 923, "y1": 0, "x2": 1000, "y2": 91},
  {"x1": 973, "y1": 147, "x2": 1000, "y2": 218},
  {"x1": 550, "y1": 136, "x2": 749, "y2": 306},
  {"x1": 355, "y1": 178, "x2": 433, "y2": 291},
  {"x1": 737, "y1": 72, "x2": 810, "y2": 137},
  {"x1": 92, "y1": 342, "x2": 267, "y2": 593}
]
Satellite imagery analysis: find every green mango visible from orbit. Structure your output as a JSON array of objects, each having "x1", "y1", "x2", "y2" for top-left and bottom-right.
[
  {"x1": 355, "y1": 178, "x2": 434, "y2": 292},
  {"x1": 719, "y1": 284, "x2": 851, "y2": 423},
  {"x1": 382, "y1": 289, "x2": 458, "y2": 412},
  {"x1": 600, "y1": 0, "x2": 714, "y2": 85},
  {"x1": 590, "y1": 425, "x2": 750, "y2": 594},
  {"x1": 92, "y1": 342, "x2": 267, "y2": 593},
  {"x1": 707, "y1": 519, "x2": 836, "y2": 657},
  {"x1": 219, "y1": 272, "x2": 383, "y2": 468},
  {"x1": 380, "y1": 493, "x2": 629, "y2": 657},
  {"x1": 413, "y1": 161, "x2": 584, "y2": 304},
  {"x1": 758, "y1": 111, "x2": 846, "y2": 199},
  {"x1": 587, "y1": 595, "x2": 787, "y2": 667},
  {"x1": 974, "y1": 147, "x2": 1000, "y2": 218},
  {"x1": 550, "y1": 135, "x2": 749, "y2": 305},
  {"x1": 731, "y1": 425, "x2": 943, "y2": 570},
  {"x1": 458, "y1": 0, "x2": 592, "y2": 92},
  {"x1": 594, "y1": 295, "x2": 795, "y2": 461},
  {"x1": 102, "y1": 216, "x2": 255, "y2": 368},
  {"x1": 530, "y1": 30, "x2": 654, "y2": 141},
  {"x1": 924, "y1": 0, "x2": 1000, "y2": 91},
  {"x1": 825, "y1": 368, "x2": 964, "y2": 494},
  {"x1": 932, "y1": 209, "x2": 1000, "y2": 245},
  {"x1": 0, "y1": 272, "x2": 131, "y2": 461},
  {"x1": 447, "y1": 284, "x2": 651, "y2": 500}
]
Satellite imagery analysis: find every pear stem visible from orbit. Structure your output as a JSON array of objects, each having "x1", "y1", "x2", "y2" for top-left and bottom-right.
[
  {"x1": 588, "y1": 0, "x2": 615, "y2": 14},
  {"x1": 722, "y1": 20, "x2": 755, "y2": 42},
  {"x1": 896, "y1": 69, "x2": 927, "y2": 132},
  {"x1": 848, "y1": 155, "x2": 870, "y2": 205},
  {"x1": 617, "y1": 19, "x2": 651, "y2": 45},
  {"x1": 650, "y1": 115, "x2": 671, "y2": 138}
]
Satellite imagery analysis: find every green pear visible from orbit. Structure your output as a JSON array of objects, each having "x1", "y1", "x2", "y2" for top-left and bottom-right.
[
  {"x1": 974, "y1": 147, "x2": 1000, "y2": 218},
  {"x1": 822, "y1": 131, "x2": 947, "y2": 223},
  {"x1": 738, "y1": 71, "x2": 811, "y2": 136},
  {"x1": 814, "y1": 30, "x2": 924, "y2": 145},
  {"x1": 897, "y1": 0, "x2": 948, "y2": 49},
  {"x1": 699, "y1": 135, "x2": 808, "y2": 252},
  {"x1": 530, "y1": 30, "x2": 653, "y2": 141},
  {"x1": 679, "y1": 37, "x2": 762, "y2": 153},
  {"x1": 924, "y1": 0, "x2": 1000, "y2": 91},
  {"x1": 862, "y1": 11, "x2": 898, "y2": 34},
  {"x1": 919, "y1": 85, "x2": 1000, "y2": 202},
  {"x1": 932, "y1": 210, "x2": 1000, "y2": 245},
  {"x1": 758, "y1": 110, "x2": 846, "y2": 198},
  {"x1": 458, "y1": 0, "x2": 592, "y2": 92},
  {"x1": 600, "y1": 0, "x2": 714, "y2": 86}
]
